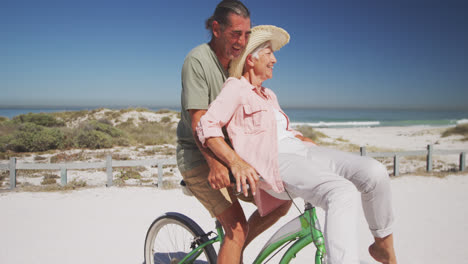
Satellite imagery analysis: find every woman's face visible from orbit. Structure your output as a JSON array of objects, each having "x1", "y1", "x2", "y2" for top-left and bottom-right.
[{"x1": 253, "y1": 46, "x2": 277, "y2": 81}]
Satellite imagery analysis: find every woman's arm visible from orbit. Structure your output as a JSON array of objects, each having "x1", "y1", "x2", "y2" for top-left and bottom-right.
[
  {"x1": 205, "y1": 137, "x2": 258, "y2": 196},
  {"x1": 197, "y1": 78, "x2": 259, "y2": 195}
]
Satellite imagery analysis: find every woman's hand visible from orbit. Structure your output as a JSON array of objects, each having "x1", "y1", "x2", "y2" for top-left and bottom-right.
[
  {"x1": 295, "y1": 135, "x2": 318, "y2": 145},
  {"x1": 230, "y1": 158, "x2": 259, "y2": 197}
]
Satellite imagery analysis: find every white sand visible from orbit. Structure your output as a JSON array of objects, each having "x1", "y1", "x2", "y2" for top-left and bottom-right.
[
  {"x1": 1, "y1": 125, "x2": 468, "y2": 263},
  {"x1": 1, "y1": 174, "x2": 467, "y2": 264},
  {"x1": 315, "y1": 126, "x2": 468, "y2": 151}
]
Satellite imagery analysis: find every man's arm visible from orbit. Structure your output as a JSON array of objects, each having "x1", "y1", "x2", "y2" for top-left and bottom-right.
[{"x1": 189, "y1": 109, "x2": 232, "y2": 190}]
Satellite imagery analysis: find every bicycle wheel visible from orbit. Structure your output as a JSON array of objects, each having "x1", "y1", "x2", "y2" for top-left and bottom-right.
[{"x1": 144, "y1": 212, "x2": 218, "y2": 264}]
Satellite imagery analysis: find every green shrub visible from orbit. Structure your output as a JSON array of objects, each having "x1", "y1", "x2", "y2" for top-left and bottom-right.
[
  {"x1": 75, "y1": 130, "x2": 113, "y2": 149},
  {"x1": 0, "y1": 136, "x2": 9, "y2": 152},
  {"x1": 0, "y1": 116, "x2": 8, "y2": 123},
  {"x1": 73, "y1": 120, "x2": 128, "y2": 149},
  {"x1": 155, "y1": 109, "x2": 172, "y2": 114},
  {"x1": 117, "y1": 121, "x2": 176, "y2": 145},
  {"x1": 8, "y1": 123, "x2": 64, "y2": 152},
  {"x1": 442, "y1": 124, "x2": 468, "y2": 140},
  {"x1": 84, "y1": 120, "x2": 124, "y2": 138},
  {"x1": 161, "y1": 116, "x2": 171, "y2": 123},
  {"x1": 13, "y1": 113, "x2": 65, "y2": 127}
]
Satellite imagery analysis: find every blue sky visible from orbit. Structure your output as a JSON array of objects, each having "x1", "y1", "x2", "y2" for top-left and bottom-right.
[{"x1": 1, "y1": 0, "x2": 467, "y2": 110}]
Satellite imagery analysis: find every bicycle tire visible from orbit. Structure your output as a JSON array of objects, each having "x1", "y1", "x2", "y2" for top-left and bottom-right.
[{"x1": 144, "y1": 212, "x2": 218, "y2": 264}]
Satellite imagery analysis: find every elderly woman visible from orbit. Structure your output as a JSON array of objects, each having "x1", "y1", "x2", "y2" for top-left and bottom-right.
[{"x1": 196, "y1": 25, "x2": 397, "y2": 264}]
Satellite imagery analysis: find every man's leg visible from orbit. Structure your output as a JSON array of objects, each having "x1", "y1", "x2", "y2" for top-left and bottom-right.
[
  {"x1": 216, "y1": 201, "x2": 249, "y2": 264},
  {"x1": 182, "y1": 164, "x2": 249, "y2": 263},
  {"x1": 244, "y1": 200, "x2": 292, "y2": 248}
]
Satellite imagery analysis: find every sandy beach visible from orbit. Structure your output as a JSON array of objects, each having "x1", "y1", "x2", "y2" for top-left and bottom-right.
[{"x1": 1, "y1": 125, "x2": 468, "y2": 263}]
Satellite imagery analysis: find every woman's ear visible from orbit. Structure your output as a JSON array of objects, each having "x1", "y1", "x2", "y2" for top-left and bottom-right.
[{"x1": 246, "y1": 54, "x2": 255, "y2": 67}]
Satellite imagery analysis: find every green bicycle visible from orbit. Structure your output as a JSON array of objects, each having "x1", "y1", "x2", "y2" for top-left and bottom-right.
[{"x1": 144, "y1": 184, "x2": 327, "y2": 264}]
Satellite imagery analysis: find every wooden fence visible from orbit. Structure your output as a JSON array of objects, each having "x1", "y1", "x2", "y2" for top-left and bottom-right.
[
  {"x1": 360, "y1": 144, "x2": 466, "y2": 176},
  {"x1": 0, "y1": 144, "x2": 466, "y2": 190},
  {"x1": 0, "y1": 156, "x2": 176, "y2": 190}
]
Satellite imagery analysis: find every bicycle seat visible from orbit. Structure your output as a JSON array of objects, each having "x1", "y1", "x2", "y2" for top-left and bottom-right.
[{"x1": 180, "y1": 180, "x2": 194, "y2": 196}]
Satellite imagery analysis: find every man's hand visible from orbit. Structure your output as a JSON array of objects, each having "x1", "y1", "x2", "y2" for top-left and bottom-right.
[
  {"x1": 230, "y1": 158, "x2": 259, "y2": 197},
  {"x1": 207, "y1": 162, "x2": 231, "y2": 190}
]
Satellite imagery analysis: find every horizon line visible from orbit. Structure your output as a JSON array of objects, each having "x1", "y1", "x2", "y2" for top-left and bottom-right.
[{"x1": 1, "y1": 104, "x2": 468, "y2": 112}]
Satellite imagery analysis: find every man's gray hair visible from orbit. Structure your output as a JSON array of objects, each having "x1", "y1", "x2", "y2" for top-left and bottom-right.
[{"x1": 205, "y1": 0, "x2": 250, "y2": 32}]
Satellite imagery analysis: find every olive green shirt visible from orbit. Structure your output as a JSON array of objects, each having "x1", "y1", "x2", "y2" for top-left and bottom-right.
[{"x1": 176, "y1": 43, "x2": 229, "y2": 172}]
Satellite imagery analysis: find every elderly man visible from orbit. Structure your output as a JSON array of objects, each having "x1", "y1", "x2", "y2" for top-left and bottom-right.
[{"x1": 176, "y1": 1, "x2": 291, "y2": 263}]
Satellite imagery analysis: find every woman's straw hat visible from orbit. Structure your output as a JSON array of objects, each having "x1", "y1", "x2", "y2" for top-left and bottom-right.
[{"x1": 229, "y1": 25, "x2": 290, "y2": 78}]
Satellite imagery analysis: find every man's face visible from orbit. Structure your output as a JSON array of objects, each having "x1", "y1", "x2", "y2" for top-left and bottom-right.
[{"x1": 217, "y1": 13, "x2": 251, "y2": 61}]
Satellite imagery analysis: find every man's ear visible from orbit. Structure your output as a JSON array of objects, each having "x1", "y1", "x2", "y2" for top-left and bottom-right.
[{"x1": 212, "y1": 21, "x2": 221, "y2": 38}]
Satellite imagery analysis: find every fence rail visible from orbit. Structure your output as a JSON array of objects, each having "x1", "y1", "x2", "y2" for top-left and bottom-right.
[
  {"x1": 0, "y1": 156, "x2": 176, "y2": 190},
  {"x1": 1, "y1": 144, "x2": 466, "y2": 190},
  {"x1": 360, "y1": 145, "x2": 466, "y2": 176}
]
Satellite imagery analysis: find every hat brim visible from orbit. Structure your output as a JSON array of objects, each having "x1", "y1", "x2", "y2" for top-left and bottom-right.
[{"x1": 229, "y1": 25, "x2": 290, "y2": 78}]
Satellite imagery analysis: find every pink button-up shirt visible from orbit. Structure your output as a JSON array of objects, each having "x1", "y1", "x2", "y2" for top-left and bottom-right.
[{"x1": 197, "y1": 77, "x2": 303, "y2": 215}]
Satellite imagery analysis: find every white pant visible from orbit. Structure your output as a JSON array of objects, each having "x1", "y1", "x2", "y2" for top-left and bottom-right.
[{"x1": 269, "y1": 137, "x2": 394, "y2": 264}]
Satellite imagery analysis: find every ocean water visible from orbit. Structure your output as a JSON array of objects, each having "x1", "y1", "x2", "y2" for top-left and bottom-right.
[
  {"x1": 0, "y1": 107, "x2": 467, "y2": 128},
  {"x1": 283, "y1": 108, "x2": 468, "y2": 127}
]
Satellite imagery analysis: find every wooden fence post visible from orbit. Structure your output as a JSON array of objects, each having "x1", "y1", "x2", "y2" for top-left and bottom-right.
[
  {"x1": 394, "y1": 155, "x2": 400, "y2": 177},
  {"x1": 426, "y1": 145, "x2": 433, "y2": 172},
  {"x1": 158, "y1": 162, "x2": 163, "y2": 189},
  {"x1": 460, "y1": 152, "x2": 466, "y2": 172},
  {"x1": 360, "y1": 146, "x2": 367, "y2": 156},
  {"x1": 9, "y1": 157, "x2": 16, "y2": 190},
  {"x1": 106, "y1": 155, "x2": 113, "y2": 187},
  {"x1": 61, "y1": 167, "x2": 67, "y2": 186}
]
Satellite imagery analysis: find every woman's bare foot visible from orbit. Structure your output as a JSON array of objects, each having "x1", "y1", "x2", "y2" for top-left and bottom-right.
[{"x1": 369, "y1": 234, "x2": 397, "y2": 264}]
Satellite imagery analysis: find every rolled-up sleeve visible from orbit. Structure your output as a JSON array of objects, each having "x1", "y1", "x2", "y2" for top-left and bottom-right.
[{"x1": 197, "y1": 78, "x2": 243, "y2": 147}]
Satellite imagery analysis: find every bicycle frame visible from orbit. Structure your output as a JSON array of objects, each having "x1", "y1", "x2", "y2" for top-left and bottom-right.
[
  {"x1": 178, "y1": 203, "x2": 326, "y2": 264},
  {"x1": 253, "y1": 204, "x2": 326, "y2": 264},
  {"x1": 177, "y1": 221, "x2": 224, "y2": 264}
]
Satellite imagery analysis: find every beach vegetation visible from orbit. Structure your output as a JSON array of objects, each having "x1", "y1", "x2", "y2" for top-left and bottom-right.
[
  {"x1": 34, "y1": 155, "x2": 48, "y2": 162},
  {"x1": 75, "y1": 130, "x2": 114, "y2": 149},
  {"x1": 117, "y1": 120, "x2": 176, "y2": 145},
  {"x1": 68, "y1": 178, "x2": 87, "y2": 188},
  {"x1": 41, "y1": 173, "x2": 59, "y2": 185},
  {"x1": 0, "y1": 116, "x2": 8, "y2": 123},
  {"x1": 160, "y1": 116, "x2": 171, "y2": 123},
  {"x1": 442, "y1": 124, "x2": 468, "y2": 141},
  {"x1": 7, "y1": 123, "x2": 65, "y2": 152},
  {"x1": 104, "y1": 111, "x2": 121, "y2": 120},
  {"x1": 51, "y1": 110, "x2": 90, "y2": 123},
  {"x1": 74, "y1": 120, "x2": 129, "y2": 149},
  {"x1": 0, "y1": 108, "x2": 178, "y2": 154},
  {"x1": 12, "y1": 113, "x2": 65, "y2": 127},
  {"x1": 294, "y1": 125, "x2": 328, "y2": 142},
  {"x1": 155, "y1": 109, "x2": 172, "y2": 114},
  {"x1": 50, "y1": 151, "x2": 88, "y2": 163},
  {"x1": 0, "y1": 170, "x2": 6, "y2": 185},
  {"x1": 116, "y1": 168, "x2": 142, "y2": 181}
]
